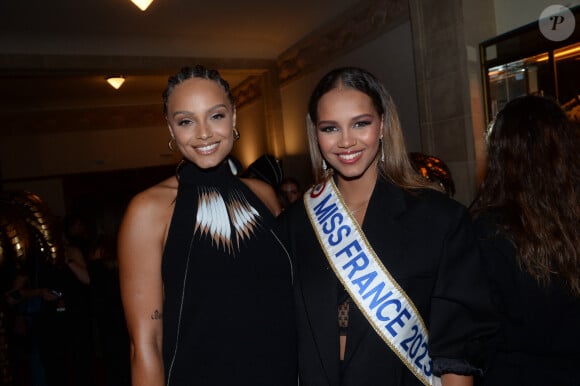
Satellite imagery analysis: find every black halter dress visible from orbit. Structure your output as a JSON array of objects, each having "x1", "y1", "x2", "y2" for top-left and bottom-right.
[{"x1": 161, "y1": 160, "x2": 296, "y2": 386}]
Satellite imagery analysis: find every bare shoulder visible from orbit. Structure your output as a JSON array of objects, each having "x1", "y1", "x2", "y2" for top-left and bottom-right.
[
  {"x1": 128, "y1": 176, "x2": 178, "y2": 211},
  {"x1": 120, "y1": 176, "x2": 178, "y2": 242},
  {"x1": 240, "y1": 177, "x2": 282, "y2": 217}
]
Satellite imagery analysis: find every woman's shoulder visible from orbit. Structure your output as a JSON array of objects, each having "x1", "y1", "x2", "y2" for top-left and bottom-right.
[
  {"x1": 118, "y1": 176, "x2": 178, "y2": 255},
  {"x1": 239, "y1": 177, "x2": 282, "y2": 217},
  {"x1": 124, "y1": 176, "x2": 178, "y2": 222},
  {"x1": 472, "y1": 211, "x2": 501, "y2": 233},
  {"x1": 400, "y1": 184, "x2": 466, "y2": 215},
  {"x1": 471, "y1": 212, "x2": 514, "y2": 252}
]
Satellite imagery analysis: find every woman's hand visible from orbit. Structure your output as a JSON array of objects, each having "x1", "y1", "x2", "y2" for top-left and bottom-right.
[{"x1": 441, "y1": 373, "x2": 474, "y2": 386}]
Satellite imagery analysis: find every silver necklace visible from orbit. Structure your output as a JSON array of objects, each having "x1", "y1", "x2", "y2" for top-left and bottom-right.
[{"x1": 348, "y1": 201, "x2": 368, "y2": 215}]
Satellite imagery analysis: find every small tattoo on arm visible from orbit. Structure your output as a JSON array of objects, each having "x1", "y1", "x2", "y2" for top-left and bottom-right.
[{"x1": 151, "y1": 309, "x2": 162, "y2": 320}]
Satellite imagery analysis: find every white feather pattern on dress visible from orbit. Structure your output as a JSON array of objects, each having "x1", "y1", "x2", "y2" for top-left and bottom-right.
[{"x1": 194, "y1": 187, "x2": 261, "y2": 254}]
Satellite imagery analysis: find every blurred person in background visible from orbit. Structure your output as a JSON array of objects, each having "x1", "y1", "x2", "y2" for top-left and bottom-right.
[{"x1": 470, "y1": 94, "x2": 580, "y2": 386}]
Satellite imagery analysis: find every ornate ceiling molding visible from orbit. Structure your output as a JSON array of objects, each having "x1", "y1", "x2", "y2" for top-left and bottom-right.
[
  {"x1": 276, "y1": 0, "x2": 409, "y2": 85},
  {"x1": 0, "y1": 54, "x2": 273, "y2": 75},
  {"x1": 232, "y1": 75, "x2": 263, "y2": 109}
]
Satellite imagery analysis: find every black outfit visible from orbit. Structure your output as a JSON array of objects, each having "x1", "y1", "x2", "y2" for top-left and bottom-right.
[
  {"x1": 34, "y1": 257, "x2": 94, "y2": 386},
  {"x1": 88, "y1": 260, "x2": 131, "y2": 386},
  {"x1": 280, "y1": 177, "x2": 497, "y2": 386},
  {"x1": 161, "y1": 161, "x2": 297, "y2": 386},
  {"x1": 474, "y1": 215, "x2": 580, "y2": 386}
]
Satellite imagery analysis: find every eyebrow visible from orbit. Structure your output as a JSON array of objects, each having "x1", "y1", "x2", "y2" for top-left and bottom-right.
[
  {"x1": 171, "y1": 103, "x2": 229, "y2": 119},
  {"x1": 351, "y1": 113, "x2": 375, "y2": 121},
  {"x1": 317, "y1": 113, "x2": 375, "y2": 126}
]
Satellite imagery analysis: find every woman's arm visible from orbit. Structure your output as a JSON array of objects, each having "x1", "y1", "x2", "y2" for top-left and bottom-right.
[
  {"x1": 430, "y1": 205, "x2": 499, "y2": 380},
  {"x1": 241, "y1": 177, "x2": 283, "y2": 216},
  {"x1": 118, "y1": 187, "x2": 171, "y2": 386}
]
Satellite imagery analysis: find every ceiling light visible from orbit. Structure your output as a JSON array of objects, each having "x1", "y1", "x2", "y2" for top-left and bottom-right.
[
  {"x1": 130, "y1": 0, "x2": 154, "y2": 11},
  {"x1": 106, "y1": 76, "x2": 126, "y2": 90}
]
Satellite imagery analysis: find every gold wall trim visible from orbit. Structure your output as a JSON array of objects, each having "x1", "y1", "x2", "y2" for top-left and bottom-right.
[
  {"x1": 276, "y1": 0, "x2": 409, "y2": 85},
  {"x1": 0, "y1": 54, "x2": 273, "y2": 74},
  {"x1": 233, "y1": 75, "x2": 263, "y2": 109}
]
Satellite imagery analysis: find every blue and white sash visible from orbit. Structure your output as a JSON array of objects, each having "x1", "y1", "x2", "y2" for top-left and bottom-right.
[{"x1": 304, "y1": 179, "x2": 441, "y2": 386}]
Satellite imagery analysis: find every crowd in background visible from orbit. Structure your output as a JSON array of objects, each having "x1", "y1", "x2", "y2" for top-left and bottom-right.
[{"x1": 4, "y1": 199, "x2": 131, "y2": 386}]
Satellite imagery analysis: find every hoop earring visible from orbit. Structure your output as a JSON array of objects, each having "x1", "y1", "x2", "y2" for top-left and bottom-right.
[
  {"x1": 168, "y1": 137, "x2": 176, "y2": 152},
  {"x1": 233, "y1": 127, "x2": 240, "y2": 140},
  {"x1": 175, "y1": 159, "x2": 186, "y2": 181}
]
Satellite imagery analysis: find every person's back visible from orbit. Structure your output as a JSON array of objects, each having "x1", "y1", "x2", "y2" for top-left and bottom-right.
[
  {"x1": 471, "y1": 95, "x2": 580, "y2": 385},
  {"x1": 474, "y1": 216, "x2": 580, "y2": 385}
]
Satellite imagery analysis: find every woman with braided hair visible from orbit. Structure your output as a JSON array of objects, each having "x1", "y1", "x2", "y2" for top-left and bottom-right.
[{"x1": 118, "y1": 65, "x2": 296, "y2": 386}]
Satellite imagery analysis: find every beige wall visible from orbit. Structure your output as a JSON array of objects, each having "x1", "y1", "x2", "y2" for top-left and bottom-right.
[
  {"x1": 494, "y1": 0, "x2": 580, "y2": 35},
  {"x1": 232, "y1": 99, "x2": 269, "y2": 168},
  {"x1": 1, "y1": 124, "x2": 181, "y2": 217},
  {"x1": 0, "y1": 125, "x2": 180, "y2": 180}
]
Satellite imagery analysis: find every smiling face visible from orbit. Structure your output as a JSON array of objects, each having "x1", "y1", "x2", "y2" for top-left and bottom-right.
[
  {"x1": 166, "y1": 77, "x2": 236, "y2": 169},
  {"x1": 315, "y1": 86, "x2": 383, "y2": 183}
]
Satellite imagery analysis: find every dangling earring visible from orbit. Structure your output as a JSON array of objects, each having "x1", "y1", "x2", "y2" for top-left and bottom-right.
[
  {"x1": 379, "y1": 137, "x2": 385, "y2": 163},
  {"x1": 322, "y1": 159, "x2": 328, "y2": 174},
  {"x1": 175, "y1": 159, "x2": 186, "y2": 181},
  {"x1": 233, "y1": 127, "x2": 240, "y2": 140},
  {"x1": 168, "y1": 137, "x2": 176, "y2": 152}
]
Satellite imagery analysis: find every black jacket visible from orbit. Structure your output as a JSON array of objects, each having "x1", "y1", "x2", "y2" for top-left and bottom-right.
[{"x1": 280, "y1": 177, "x2": 498, "y2": 386}]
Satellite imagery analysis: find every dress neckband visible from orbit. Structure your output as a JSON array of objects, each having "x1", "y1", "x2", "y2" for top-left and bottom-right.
[{"x1": 177, "y1": 159, "x2": 233, "y2": 186}]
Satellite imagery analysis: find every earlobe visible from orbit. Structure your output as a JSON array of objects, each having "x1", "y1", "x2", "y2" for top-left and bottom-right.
[
  {"x1": 380, "y1": 114, "x2": 385, "y2": 135},
  {"x1": 166, "y1": 121, "x2": 177, "y2": 152},
  {"x1": 166, "y1": 120, "x2": 175, "y2": 139}
]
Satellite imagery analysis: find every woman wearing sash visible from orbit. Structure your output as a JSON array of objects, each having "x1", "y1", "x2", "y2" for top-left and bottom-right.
[
  {"x1": 471, "y1": 95, "x2": 580, "y2": 385},
  {"x1": 280, "y1": 67, "x2": 497, "y2": 386},
  {"x1": 118, "y1": 65, "x2": 297, "y2": 386}
]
